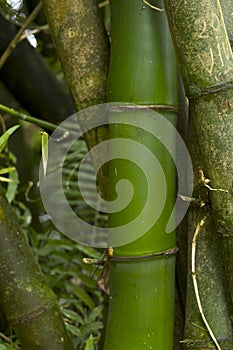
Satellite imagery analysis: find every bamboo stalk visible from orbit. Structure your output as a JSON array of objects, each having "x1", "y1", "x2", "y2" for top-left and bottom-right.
[
  {"x1": 42, "y1": 0, "x2": 109, "y2": 111},
  {"x1": 42, "y1": 0, "x2": 109, "y2": 198},
  {"x1": 103, "y1": 1, "x2": 178, "y2": 349},
  {"x1": 182, "y1": 130, "x2": 233, "y2": 349},
  {"x1": 0, "y1": 186, "x2": 74, "y2": 350},
  {"x1": 163, "y1": 1, "x2": 233, "y2": 347},
  {"x1": 164, "y1": 0, "x2": 233, "y2": 306}
]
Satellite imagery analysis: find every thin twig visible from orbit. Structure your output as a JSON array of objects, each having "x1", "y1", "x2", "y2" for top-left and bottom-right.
[
  {"x1": 19, "y1": 24, "x2": 49, "y2": 42},
  {"x1": 0, "y1": 103, "x2": 57, "y2": 131},
  {"x1": 192, "y1": 216, "x2": 222, "y2": 350},
  {"x1": 0, "y1": 2, "x2": 43, "y2": 70},
  {"x1": 178, "y1": 194, "x2": 206, "y2": 208},
  {"x1": 143, "y1": 0, "x2": 164, "y2": 12},
  {"x1": 98, "y1": 0, "x2": 109, "y2": 8},
  {"x1": 204, "y1": 183, "x2": 228, "y2": 193},
  {"x1": 198, "y1": 167, "x2": 228, "y2": 193},
  {"x1": 0, "y1": 331, "x2": 19, "y2": 349}
]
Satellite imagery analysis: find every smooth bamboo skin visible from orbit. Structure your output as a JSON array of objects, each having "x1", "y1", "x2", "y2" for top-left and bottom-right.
[
  {"x1": 107, "y1": 1, "x2": 177, "y2": 106},
  {"x1": 104, "y1": 0, "x2": 178, "y2": 349},
  {"x1": 103, "y1": 257, "x2": 175, "y2": 350},
  {"x1": 0, "y1": 186, "x2": 74, "y2": 350},
  {"x1": 164, "y1": 0, "x2": 233, "y2": 303}
]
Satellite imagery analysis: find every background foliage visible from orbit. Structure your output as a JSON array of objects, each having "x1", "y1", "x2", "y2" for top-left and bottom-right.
[{"x1": 0, "y1": 1, "x2": 108, "y2": 349}]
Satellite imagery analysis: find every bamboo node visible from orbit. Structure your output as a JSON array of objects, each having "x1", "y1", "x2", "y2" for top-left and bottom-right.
[
  {"x1": 8, "y1": 303, "x2": 51, "y2": 326},
  {"x1": 108, "y1": 247, "x2": 178, "y2": 261},
  {"x1": 107, "y1": 246, "x2": 114, "y2": 257}
]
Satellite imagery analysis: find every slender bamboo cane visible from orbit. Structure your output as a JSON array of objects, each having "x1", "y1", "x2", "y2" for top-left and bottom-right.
[
  {"x1": 0, "y1": 186, "x2": 74, "y2": 350},
  {"x1": 103, "y1": 1, "x2": 178, "y2": 349},
  {"x1": 163, "y1": 0, "x2": 233, "y2": 348}
]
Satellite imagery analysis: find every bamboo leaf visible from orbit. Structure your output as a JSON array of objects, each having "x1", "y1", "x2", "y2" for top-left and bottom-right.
[
  {"x1": 0, "y1": 177, "x2": 14, "y2": 183},
  {"x1": 70, "y1": 284, "x2": 95, "y2": 310},
  {"x1": 0, "y1": 167, "x2": 15, "y2": 175},
  {"x1": 0, "y1": 344, "x2": 8, "y2": 350},
  {"x1": 84, "y1": 335, "x2": 94, "y2": 350},
  {"x1": 61, "y1": 308, "x2": 84, "y2": 325},
  {"x1": 88, "y1": 305, "x2": 103, "y2": 323},
  {"x1": 41, "y1": 131, "x2": 48, "y2": 177},
  {"x1": 5, "y1": 167, "x2": 19, "y2": 204},
  {"x1": 0, "y1": 125, "x2": 20, "y2": 153},
  {"x1": 65, "y1": 323, "x2": 81, "y2": 337}
]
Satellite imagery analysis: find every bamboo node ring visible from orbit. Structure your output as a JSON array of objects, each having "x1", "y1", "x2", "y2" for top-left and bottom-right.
[{"x1": 107, "y1": 247, "x2": 178, "y2": 261}]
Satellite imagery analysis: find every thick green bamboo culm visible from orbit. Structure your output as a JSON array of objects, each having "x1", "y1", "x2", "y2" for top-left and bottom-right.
[
  {"x1": 0, "y1": 186, "x2": 74, "y2": 350},
  {"x1": 164, "y1": 0, "x2": 233, "y2": 305},
  {"x1": 163, "y1": 0, "x2": 233, "y2": 348},
  {"x1": 103, "y1": 1, "x2": 178, "y2": 349},
  {"x1": 181, "y1": 117, "x2": 233, "y2": 350}
]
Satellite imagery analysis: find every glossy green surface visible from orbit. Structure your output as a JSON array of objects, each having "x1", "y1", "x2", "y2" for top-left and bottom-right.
[
  {"x1": 107, "y1": 0, "x2": 177, "y2": 106},
  {"x1": 104, "y1": 0, "x2": 178, "y2": 349},
  {"x1": 108, "y1": 110, "x2": 177, "y2": 255},
  {"x1": 104, "y1": 257, "x2": 176, "y2": 350}
]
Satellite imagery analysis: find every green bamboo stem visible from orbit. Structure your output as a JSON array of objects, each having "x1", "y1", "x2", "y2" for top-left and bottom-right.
[
  {"x1": 163, "y1": 0, "x2": 233, "y2": 347},
  {"x1": 0, "y1": 186, "x2": 74, "y2": 350},
  {"x1": 103, "y1": 1, "x2": 178, "y2": 349},
  {"x1": 181, "y1": 119, "x2": 233, "y2": 350},
  {"x1": 220, "y1": 0, "x2": 233, "y2": 45},
  {"x1": 164, "y1": 0, "x2": 233, "y2": 304}
]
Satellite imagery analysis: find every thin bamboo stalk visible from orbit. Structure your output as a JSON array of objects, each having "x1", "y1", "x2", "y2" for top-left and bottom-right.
[{"x1": 103, "y1": 1, "x2": 178, "y2": 349}]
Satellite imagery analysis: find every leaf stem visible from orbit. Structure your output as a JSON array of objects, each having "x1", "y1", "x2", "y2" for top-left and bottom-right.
[{"x1": 0, "y1": 103, "x2": 57, "y2": 131}]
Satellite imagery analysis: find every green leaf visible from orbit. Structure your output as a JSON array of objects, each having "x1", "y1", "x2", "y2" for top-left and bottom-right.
[
  {"x1": 70, "y1": 284, "x2": 95, "y2": 310},
  {"x1": 41, "y1": 131, "x2": 48, "y2": 176},
  {"x1": 0, "y1": 177, "x2": 13, "y2": 182},
  {"x1": 85, "y1": 334, "x2": 94, "y2": 350},
  {"x1": 0, "y1": 125, "x2": 20, "y2": 153},
  {"x1": 61, "y1": 308, "x2": 84, "y2": 324},
  {"x1": 88, "y1": 305, "x2": 103, "y2": 323},
  {"x1": 80, "y1": 322, "x2": 103, "y2": 338},
  {"x1": 65, "y1": 323, "x2": 81, "y2": 336},
  {"x1": 74, "y1": 271, "x2": 96, "y2": 289},
  {"x1": 6, "y1": 167, "x2": 19, "y2": 203},
  {"x1": 0, "y1": 167, "x2": 15, "y2": 175},
  {"x1": 0, "y1": 344, "x2": 8, "y2": 350}
]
